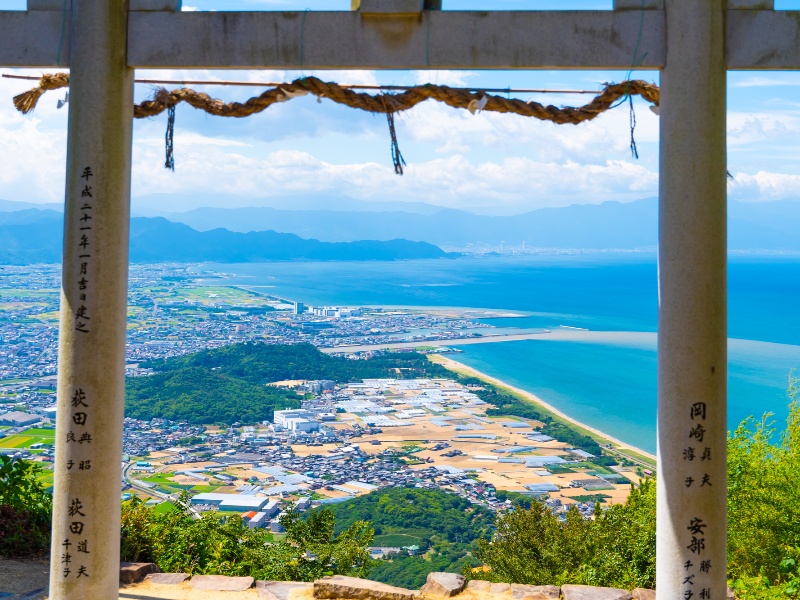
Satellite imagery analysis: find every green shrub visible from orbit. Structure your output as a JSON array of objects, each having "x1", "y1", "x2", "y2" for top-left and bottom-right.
[
  {"x1": 120, "y1": 494, "x2": 373, "y2": 581},
  {"x1": 0, "y1": 455, "x2": 52, "y2": 558},
  {"x1": 727, "y1": 378, "x2": 800, "y2": 588},
  {"x1": 476, "y1": 378, "x2": 800, "y2": 594},
  {"x1": 474, "y1": 479, "x2": 655, "y2": 590}
]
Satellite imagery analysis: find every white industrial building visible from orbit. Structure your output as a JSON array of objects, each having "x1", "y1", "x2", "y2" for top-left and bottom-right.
[
  {"x1": 247, "y1": 511, "x2": 268, "y2": 528},
  {"x1": 273, "y1": 409, "x2": 320, "y2": 433},
  {"x1": 0, "y1": 411, "x2": 41, "y2": 427},
  {"x1": 190, "y1": 493, "x2": 280, "y2": 513}
]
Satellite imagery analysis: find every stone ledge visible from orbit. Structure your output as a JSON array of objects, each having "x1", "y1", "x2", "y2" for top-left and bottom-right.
[
  {"x1": 189, "y1": 574, "x2": 255, "y2": 591},
  {"x1": 3, "y1": 560, "x2": 672, "y2": 600},
  {"x1": 314, "y1": 575, "x2": 418, "y2": 600},
  {"x1": 257, "y1": 580, "x2": 313, "y2": 600},
  {"x1": 420, "y1": 572, "x2": 465, "y2": 598},
  {"x1": 511, "y1": 583, "x2": 561, "y2": 600},
  {"x1": 148, "y1": 572, "x2": 190, "y2": 585},
  {"x1": 120, "y1": 562, "x2": 159, "y2": 584},
  {"x1": 562, "y1": 584, "x2": 632, "y2": 600}
]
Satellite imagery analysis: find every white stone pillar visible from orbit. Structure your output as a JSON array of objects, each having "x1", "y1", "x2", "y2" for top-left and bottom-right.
[
  {"x1": 657, "y1": 1, "x2": 727, "y2": 599},
  {"x1": 48, "y1": 0, "x2": 134, "y2": 598}
]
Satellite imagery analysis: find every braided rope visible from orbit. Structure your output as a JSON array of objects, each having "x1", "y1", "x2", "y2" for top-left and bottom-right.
[
  {"x1": 12, "y1": 72, "x2": 70, "y2": 115},
  {"x1": 13, "y1": 73, "x2": 660, "y2": 125}
]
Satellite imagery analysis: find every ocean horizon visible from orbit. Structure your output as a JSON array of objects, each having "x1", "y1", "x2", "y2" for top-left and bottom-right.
[{"x1": 199, "y1": 253, "x2": 800, "y2": 454}]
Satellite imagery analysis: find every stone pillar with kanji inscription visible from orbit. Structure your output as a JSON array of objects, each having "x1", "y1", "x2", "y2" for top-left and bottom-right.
[
  {"x1": 49, "y1": 0, "x2": 134, "y2": 598},
  {"x1": 657, "y1": 0, "x2": 727, "y2": 599}
]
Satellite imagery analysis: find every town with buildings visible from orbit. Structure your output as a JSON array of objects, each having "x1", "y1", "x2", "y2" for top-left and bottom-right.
[
  {"x1": 0, "y1": 263, "x2": 499, "y2": 382},
  {"x1": 3, "y1": 368, "x2": 640, "y2": 531},
  {"x1": 0, "y1": 264, "x2": 643, "y2": 556}
]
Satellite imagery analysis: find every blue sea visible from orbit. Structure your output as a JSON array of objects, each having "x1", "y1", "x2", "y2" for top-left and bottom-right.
[{"x1": 201, "y1": 253, "x2": 800, "y2": 454}]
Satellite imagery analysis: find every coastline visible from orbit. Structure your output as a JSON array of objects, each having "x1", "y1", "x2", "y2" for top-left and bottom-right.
[{"x1": 429, "y1": 354, "x2": 657, "y2": 463}]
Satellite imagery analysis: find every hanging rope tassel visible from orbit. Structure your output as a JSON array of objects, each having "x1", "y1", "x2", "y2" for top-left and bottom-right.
[
  {"x1": 164, "y1": 104, "x2": 176, "y2": 171},
  {"x1": 386, "y1": 111, "x2": 406, "y2": 176},
  {"x1": 11, "y1": 72, "x2": 70, "y2": 114},
  {"x1": 628, "y1": 94, "x2": 639, "y2": 160}
]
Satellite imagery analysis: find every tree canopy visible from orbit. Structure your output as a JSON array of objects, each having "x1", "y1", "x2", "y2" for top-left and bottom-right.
[
  {"x1": 326, "y1": 486, "x2": 494, "y2": 546},
  {"x1": 126, "y1": 343, "x2": 450, "y2": 425},
  {"x1": 121, "y1": 495, "x2": 373, "y2": 581}
]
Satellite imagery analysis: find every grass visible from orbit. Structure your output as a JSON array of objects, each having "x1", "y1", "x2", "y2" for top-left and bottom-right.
[
  {"x1": 373, "y1": 533, "x2": 425, "y2": 547},
  {"x1": 141, "y1": 474, "x2": 175, "y2": 484},
  {"x1": 0, "y1": 428, "x2": 55, "y2": 449},
  {"x1": 547, "y1": 465, "x2": 577, "y2": 474},
  {"x1": 566, "y1": 493, "x2": 611, "y2": 504},
  {"x1": 36, "y1": 469, "x2": 54, "y2": 489},
  {"x1": 0, "y1": 436, "x2": 29, "y2": 449},
  {"x1": 152, "y1": 501, "x2": 178, "y2": 515},
  {"x1": 167, "y1": 484, "x2": 196, "y2": 490},
  {"x1": 173, "y1": 286, "x2": 268, "y2": 307},
  {"x1": 574, "y1": 461, "x2": 615, "y2": 474},
  {"x1": 0, "y1": 289, "x2": 58, "y2": 298},
  {"x1": 191, "y1": 484, "x2": 222, "y2": 493},
  {"x1": 613, "y1": 447, "x2": 657, "y2": 469}
]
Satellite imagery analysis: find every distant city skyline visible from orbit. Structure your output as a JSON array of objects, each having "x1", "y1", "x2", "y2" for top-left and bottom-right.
[{"x1": 2, "y1": 0, "x2": 800, "y2": 215}]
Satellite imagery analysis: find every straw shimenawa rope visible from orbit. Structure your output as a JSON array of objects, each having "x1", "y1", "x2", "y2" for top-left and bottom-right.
[
  {"x1": 13, "y1": 73, "x2": 660, "y2": 124},
  {"x1": 12, "y1": 72, "x2": 71, "y2": 115}
]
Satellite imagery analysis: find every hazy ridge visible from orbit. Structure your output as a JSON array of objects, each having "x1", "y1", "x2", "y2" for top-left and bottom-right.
[
  {"x1": 3, "y1": 196, "x2": 800, "y2": 254},
  {"x1": 0, "y1": 209, "x2": 449, "y2": 264}
]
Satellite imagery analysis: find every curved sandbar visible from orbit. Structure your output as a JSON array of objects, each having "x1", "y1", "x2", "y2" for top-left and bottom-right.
[
  {"x1": 430, "y1": 354, "x2": 657, "y2": 463},
  {"x1": 320, "y1": 328, "x2": 657, "y2": 354}
]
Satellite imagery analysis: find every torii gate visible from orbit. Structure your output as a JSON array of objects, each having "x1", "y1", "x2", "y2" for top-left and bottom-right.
[{"x1": 0, "y1": 0, "x2": 794, "y2": 597}]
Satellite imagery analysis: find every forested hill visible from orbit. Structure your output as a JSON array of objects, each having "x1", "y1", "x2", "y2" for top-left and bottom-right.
[
  {"x1": 328, "y1": 486, "x2": 493, "y2": 543},
  {"x1": 126, "y1": 343, "x2": 451, "y2": 425},
  {"x1": 324, "y1": 487, "x2": 494, "y2": 589},
  {"x1": 0, "y1": 211, "x2": 452, "y2": 264},
  {"x1": 139, "y1": 342, "x2": 452, "y2": 383}
]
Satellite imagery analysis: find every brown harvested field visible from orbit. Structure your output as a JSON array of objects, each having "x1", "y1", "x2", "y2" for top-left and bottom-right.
[{"x1": 130, "y1": 377, "x2": 640, "y2": 509}]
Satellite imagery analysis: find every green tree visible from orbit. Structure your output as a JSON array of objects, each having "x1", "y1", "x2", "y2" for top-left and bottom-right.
[
  {"x1": 728, "y1": 377, "x2": 800, "y2": 590},
  {"x1": 120, "y1": 494, "x2": 373, "y2": 581},
  {"x1": 475, "y1": 479, "x2": 656, "y2": 589},
  {"x1": 0, "y1": 456, "x2": 52, "y2": 557},
  {"x1": 474, "y1": 499, "x2": 591, "y2": 586}
]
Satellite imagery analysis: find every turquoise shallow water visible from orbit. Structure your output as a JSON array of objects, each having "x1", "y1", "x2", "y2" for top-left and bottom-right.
[
  {"x1": 202, "y1": 254, "x2": 800, "y2": 453},
  {"x1": 452, "y1": 337, "x2": 800, "y2": 454}
]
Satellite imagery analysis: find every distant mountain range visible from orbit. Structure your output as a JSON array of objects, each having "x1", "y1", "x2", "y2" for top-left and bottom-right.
[
  {"x1": 3, "y1": 196, "x2": 800, "y2": 254},
  {"x1": 164, "y1": 197, "x2": 800, "y2": 251},
  {"x1": 0, "y1": 210, "x2": 449, "y2": 265}
]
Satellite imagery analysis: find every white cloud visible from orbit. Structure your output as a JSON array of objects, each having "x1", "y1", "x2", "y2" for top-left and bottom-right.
[
  {"x1": 727, "y1": 110, "x2": 800, "y2": 146},
  {"x1": 398, "y1": 95, "x2": 658, "y2": 163},
  {"x1": 413, "y1": 70, "x2": 477, "y2": 87},
  {"x1": 729, "y1": 171, "x2": 800, "y2": 201},
  {"x1": 135, "y1": 131, "x2": 252, "y2": 148},
  {"x1": 6, "y1": 65, "x2": 800, "y2": 212},
  {"x1": 128, "y1": 141, "x2": 658, "y2": 211},
  {"x1": 732, "y1": 75, "x2": 800, "y2": 88}
]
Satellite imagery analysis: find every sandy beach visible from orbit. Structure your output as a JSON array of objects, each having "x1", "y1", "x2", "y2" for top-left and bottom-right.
[
  {"x1": 429, "y1": 354, "x2": 657, "y2": 462},
  {"x1": 321, "y1": 329, "x2": 658, "y2": 354}
]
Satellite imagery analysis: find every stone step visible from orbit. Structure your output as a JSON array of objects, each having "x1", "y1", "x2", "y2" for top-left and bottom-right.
[
  {"x1": 119, "y1": 562, "x2": 159, "y2": 584},
  {"x1": 256, "y1": 580, "x2": 313, "y2": 600},
  {"x1": 147, "y1": 572, "x2": 190, "y2": 585},
  {"x1": 562, "y1": 584, "x2": 633, "y2": 600},
  {"x1": 314, "y1": 575, "x2": 418, "y2": 600},
  {"x1": 189, "y1": 574, "x2": 255, "y2": 591}
]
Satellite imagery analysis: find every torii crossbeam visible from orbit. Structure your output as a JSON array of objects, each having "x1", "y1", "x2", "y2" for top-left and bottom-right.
[{"x1": 0, "y1": 0, "x2": 794, "y2": 598}]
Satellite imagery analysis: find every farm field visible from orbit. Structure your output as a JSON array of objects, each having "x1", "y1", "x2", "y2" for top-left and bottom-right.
[{"x1": 0, "y1": 427, "x2": 55, "y2": 449}]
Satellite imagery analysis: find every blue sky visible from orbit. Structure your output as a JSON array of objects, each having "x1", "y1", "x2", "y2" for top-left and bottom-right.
[{"x1": 2, "y1": 0, "x2": 800, "y2": 214}]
